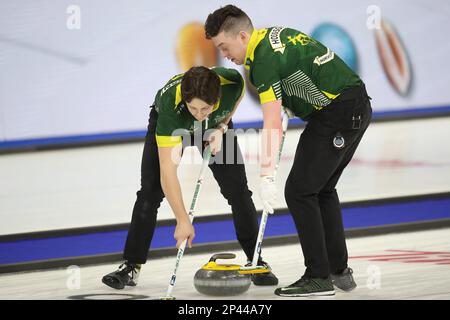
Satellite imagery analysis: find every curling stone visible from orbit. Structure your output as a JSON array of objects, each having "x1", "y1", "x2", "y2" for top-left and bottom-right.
[{"x1": 194, "y1": 253, "x2": 251, "y2": 296}]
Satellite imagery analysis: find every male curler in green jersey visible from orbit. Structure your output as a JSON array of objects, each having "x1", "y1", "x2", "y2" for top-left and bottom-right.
[{"x1": 206, "y1": 5, "x2": 372, "y2": 297}]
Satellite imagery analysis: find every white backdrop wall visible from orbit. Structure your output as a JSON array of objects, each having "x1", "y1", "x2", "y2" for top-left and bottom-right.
[{"x1": 1, "y1": 0, "x2": 450, "y2": 143}]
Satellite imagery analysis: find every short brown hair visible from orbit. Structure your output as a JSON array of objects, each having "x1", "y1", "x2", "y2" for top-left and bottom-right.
[
  {"x1": 204, "y1": 5, "x2": 253, "y2": 39},
  {"x1": 181, "y1": 66, "x2": 221, "y2": 105}
]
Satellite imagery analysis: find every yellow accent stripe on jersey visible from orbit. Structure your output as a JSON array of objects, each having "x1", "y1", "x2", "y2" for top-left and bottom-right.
[
  {"x1": 244, "y1": 29, "x2": 268, "y2": 70},
  {"x1": 218, "y1": 75, "x2": 236, "y2": 85},
  {"x1": 259, "y1": 87, "x2": 277, "y2": 104},
  {"x1": 156, "y1": 135, "x2": 182, "y2": 147},
  {"x1": 321, "y1": 90, "x2": 340, "y2": 100},
  {"x1": 212, "y1": 99, "x2": 220, "y2": 112},
  {"x1": 175, "y1": 84, "x2": 182, "y2": 108},
  {"x1": 171, "y1": 73, "x2": 184, "y2": 81}
]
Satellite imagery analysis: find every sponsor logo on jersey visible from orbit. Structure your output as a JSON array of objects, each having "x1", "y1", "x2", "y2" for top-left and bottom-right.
[
  {"x1": 161, "y1": 78, "x2": 182, "y2": 95},
  {"x1": 176, "y1": 103, "x2": 185, "y2": 115},
  {"x1": 313, "y1": 48, "x2": 335, "y2": 66},
  {"x1": 287, "y1": 33, "x2": 316, "y2": 46},
  {"x1": 269, "y1": 27, "x2": 286, "y2": 54},
  {"x1": 212, "y1": 111, "x2": 229, "y2": 124}
]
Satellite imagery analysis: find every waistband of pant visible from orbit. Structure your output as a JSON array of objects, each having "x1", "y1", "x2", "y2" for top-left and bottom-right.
[{"x1": 333, "y1": 84, "x2": 369, "y2": 103}]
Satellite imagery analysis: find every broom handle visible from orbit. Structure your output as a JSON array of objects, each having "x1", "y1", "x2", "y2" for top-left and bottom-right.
[
  {"x1": 250, "y1": 111, "x2": 289, "y2": 267},
  {"x1": 164, "y1": 146, "x2": 212, "y2": 298}
]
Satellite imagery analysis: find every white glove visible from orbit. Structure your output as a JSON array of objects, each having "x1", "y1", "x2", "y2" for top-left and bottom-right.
[{"x1": 259, "y1": 175, "x2": 277, "y2": 214}]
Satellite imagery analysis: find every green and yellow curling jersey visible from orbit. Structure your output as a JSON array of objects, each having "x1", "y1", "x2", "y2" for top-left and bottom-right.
[
  {"x1": 154, "y1": 67, "x2": 244, "y2": 147},
  {"x1": 244, "y1": 27, "x2": 363, "y2": 120}
]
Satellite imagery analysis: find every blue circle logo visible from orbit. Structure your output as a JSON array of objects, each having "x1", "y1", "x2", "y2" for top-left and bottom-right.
[{"x1": 311, "y1": 23, "x2": 358, "y2": 73}]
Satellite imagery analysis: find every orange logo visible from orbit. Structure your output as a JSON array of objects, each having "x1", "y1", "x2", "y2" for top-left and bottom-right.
[{"x1": 176, "y1": 22, "x2": 217, "y2": 72}]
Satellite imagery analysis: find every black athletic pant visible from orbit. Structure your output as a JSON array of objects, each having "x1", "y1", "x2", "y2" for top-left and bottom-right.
[
  {"x1": 284, "y1": 85, "x2": 372, "y2": 278},
  {"x1": 123, "y1": 107, "x2": 259, "y2": 264}
]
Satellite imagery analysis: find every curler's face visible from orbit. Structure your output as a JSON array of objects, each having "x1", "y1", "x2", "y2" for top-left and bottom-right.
[
  {"x1": 186, "y1": 98, "x2": 214, "y2": 122},
  {"x1": 212, "y1": 30, "x2": 248, "y2": 65}
]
